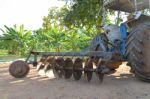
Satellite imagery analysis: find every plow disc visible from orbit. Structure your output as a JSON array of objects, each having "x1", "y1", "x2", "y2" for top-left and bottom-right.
[
  {"x1": 73, "y1": 58, "x2": 83, "y2": 80},
  {"x1": 64, "y1": 58, "x2": 73, "y2": 79},
  {"x1": 84, "y1": 58, "x2": 93, "y2": 81},
  {"x1": 97, "y1": 73, "x2": 104, "y2": 83},
  {"x1": 44, "y1": 57, "x2": 54, "y2": 72},
  {"x1": 53, "y1": 57, "x2": 65, "y2": 78}
]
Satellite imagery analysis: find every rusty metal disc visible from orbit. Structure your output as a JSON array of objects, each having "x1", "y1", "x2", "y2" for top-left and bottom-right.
[
  {"x1": 37, "y1": 64, "x2": 45, "y2": 71},
  {"x1": 9, "y1": 60, "x2": 30, "y2": 78},
  {"x1": 97, "y1": 73, "x2": 104, "y2": 83},
  {"x1": 64, "y1": 58, "x2": 73, "y2": 79},
  {"x1": 53, "y1": 57, "x2": 65, "y2": 78},
  {"x1": 73, "y1": 58, "x2": 83, "y2": 80},
  {"x1": 84, "y1": 59, "x2": 93, "y2": 82},
  {"x1": 96, "y1": 66, "x2": 104, "y2": 83},
  {"x1": 44, "y1": 57, "x2": 55, "y2": 77},
  {"x1": 44, "y1": 57, "x2": 54, "y2": 72},
  {"x1": 36, "y1": 56, "x2": 48, "y2": 71}
]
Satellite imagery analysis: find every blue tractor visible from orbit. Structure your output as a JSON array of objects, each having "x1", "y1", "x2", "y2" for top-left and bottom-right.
[{"x1": 9, "y1": 0, "x2": 150, "y2": 82}]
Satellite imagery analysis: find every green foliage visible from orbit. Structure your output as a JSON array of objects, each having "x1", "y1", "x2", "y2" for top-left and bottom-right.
[
  {"x1": 0, "y1": 1, "x2": 119, "y2": 56},
  {"x1": 64, "y1": 0, "x2": 104, "y2": 27},
  {"x1": 34, "y1": 27, "x2": 66, "y2": 52},
  {"x1": 42, "y1": 6, "x2": 69, "y2": 31},
  {"x1": 0, "y1": 50, "x2": 8, "y2": 56},
  {"x1": 0, "y1": 25, "x2": 33, "y2": 56},
  {"x1": 63, "y1": 0, "x2": 116, "y2": 29},
  {"x1": 40, "y1": 6, "x2": 95, "y2": 52}
]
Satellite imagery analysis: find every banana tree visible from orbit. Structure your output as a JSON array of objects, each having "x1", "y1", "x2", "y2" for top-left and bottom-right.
[
  {"x1": 0, "y1": 25, "x2": 32, "y2": 55},
  {"x1": 44, "y1": 27, "x2": 66, "y2": 52}
]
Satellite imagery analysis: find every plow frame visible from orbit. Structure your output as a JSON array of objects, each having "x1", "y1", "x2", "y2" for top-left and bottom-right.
[{"x1": 25, "y1": 50, "x2": 126, "y2": 73}]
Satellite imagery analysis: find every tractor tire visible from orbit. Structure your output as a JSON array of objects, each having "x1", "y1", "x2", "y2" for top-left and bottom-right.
[{"x1": 126, "y1": 23, "x2": 150, "y2": 82}]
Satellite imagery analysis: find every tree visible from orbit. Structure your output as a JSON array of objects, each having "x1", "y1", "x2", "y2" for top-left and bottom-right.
[
  {"x1": 40, "y1": 6, "x2": 95, "y2": 52},
  {"x1": 0, "y1": 25, "x2": 33, "y2": 55},
  {"x1": 35, "y1": 27, "x2": 66, "y2": 52},
  {"x1": 42, "y1": 6, "x2": 69, "y2": 32},
  {"x1": 64, "y1": 0, "x2": 104, "y2": 27}
]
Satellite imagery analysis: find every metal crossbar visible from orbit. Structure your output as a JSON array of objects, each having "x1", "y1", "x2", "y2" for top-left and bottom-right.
[
  {"x1": 134, "y1": 0, "x2": 137, "y2": 13},
  {"x1": 149, "y1": 0, "x2": 150, "y2": 10}
]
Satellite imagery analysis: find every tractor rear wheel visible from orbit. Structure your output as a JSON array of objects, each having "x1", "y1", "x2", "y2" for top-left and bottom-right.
[{"x1": 126, "y1": 23, "x2": 150, "y2": 82}]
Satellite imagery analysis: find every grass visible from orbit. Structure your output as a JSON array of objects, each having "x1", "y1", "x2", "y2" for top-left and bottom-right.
[
  {"x1": 0, "y1": 50, "x2": 8, "y2": 56},
  {"x1": 0, "y1": 50, "x2": 23, "y2": 62},
  {"x1": 0, "y1": 49, "x2": 40, "y2": 62}
]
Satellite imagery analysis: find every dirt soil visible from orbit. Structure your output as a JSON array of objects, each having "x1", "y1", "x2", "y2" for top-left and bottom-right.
[{"x1": 0, "y1": 62, "x2": 150, "y2": 99}]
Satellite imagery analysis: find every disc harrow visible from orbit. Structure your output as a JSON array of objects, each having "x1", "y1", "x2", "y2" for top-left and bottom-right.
[
  {"x1": 29, "y1": 50, "x2": 124, "y2": 82},
  {"x1": 8, "y1": 33, "x2": 126, "y2": 82},
  {"x1": 37, "y1": 56, "x2": 106, "y2": 81},
  {"x1": 9, "y1": 36, "x2": 126, "y2": 83}
]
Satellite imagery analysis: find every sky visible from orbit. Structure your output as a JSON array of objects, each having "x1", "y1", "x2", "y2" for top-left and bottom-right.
[
  {"x1": 0, "y1": 0, "x2": 65, "y2": 32},
  {"x1": 0, "y1": 0, "x2": 128, "y2": 35}
]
